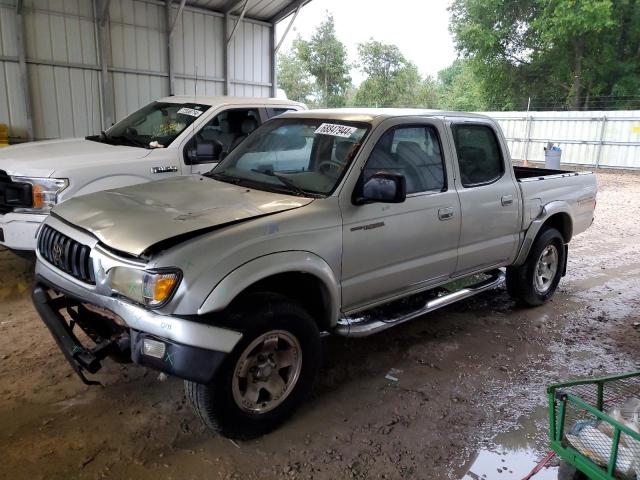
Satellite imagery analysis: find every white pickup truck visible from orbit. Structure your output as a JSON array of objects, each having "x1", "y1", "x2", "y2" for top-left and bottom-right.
[
  {"x1": 0, "y1": 96, "x2": 304, "y2": 253},
  {"x1": 32, "y1": 109, "x2": 597, "y2": 438}
]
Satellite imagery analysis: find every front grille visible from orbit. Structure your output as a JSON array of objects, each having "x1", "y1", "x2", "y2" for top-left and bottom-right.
[{"x1": 38, "y1": 225, "x2": 95, "y2": 284}]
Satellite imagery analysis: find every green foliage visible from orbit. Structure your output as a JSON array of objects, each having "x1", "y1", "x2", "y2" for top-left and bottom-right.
[
  {"x1": 294, "y1": 13, "x2": 352, "y2": 107},
  {"x1": 277, "y1": 40, "x2": 314, "y2": 103},
  {"x1": 352, "y1": 40, "x2": 440, "y2": 108},
  {"x1": 449, "y1": 0, "x2": 640, "y2": 110},
  {"x1": 437, "y1": 59, "x2": 488, "y2": 111}
]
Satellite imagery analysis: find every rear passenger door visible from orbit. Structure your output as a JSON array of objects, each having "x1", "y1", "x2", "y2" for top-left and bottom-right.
[
  {"x1": 449, "y1": 121, "x2": 520, "y2": 275},
  {"x1": 340, "y1": 118, "x2": 461, "y2": 312}
]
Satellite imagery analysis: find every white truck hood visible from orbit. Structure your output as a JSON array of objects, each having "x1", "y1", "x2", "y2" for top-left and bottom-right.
[
  {"x1": 51, "y1": 175, "x2": 313, "y2": 256},
  {"x1": 0, "y1": 138, "x2": 151, "y2": 178}
]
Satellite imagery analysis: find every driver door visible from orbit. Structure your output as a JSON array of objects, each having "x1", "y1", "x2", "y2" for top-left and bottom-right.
[
  {"x1": 339, "y1": 118, "x2": 461, "y2": 313},
  {"x1": 185, "y1": 107, "x2": 266, "y2": 175}
]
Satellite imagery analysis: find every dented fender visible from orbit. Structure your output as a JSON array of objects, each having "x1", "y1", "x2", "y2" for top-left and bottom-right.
[{"x1": 198, "y1": 251, "x2": 341, "y2": 326}]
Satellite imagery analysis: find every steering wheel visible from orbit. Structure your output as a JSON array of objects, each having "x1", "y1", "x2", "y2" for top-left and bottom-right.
[{"x1": 318, "y1": 160, "x2": 344, "y2": 177}]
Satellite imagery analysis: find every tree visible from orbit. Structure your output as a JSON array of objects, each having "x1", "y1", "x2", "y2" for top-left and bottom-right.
[
  {"x1": 277, "y1": 40, "x2": 314, "y2": 103},
  {"x1": 449, "y1": 0, "x2": 640, "y2": 110},
  {"x1": 295, "y1": 13, "x2": 351, "y2": 107},
  {"x1": 352, "y1": 40, "x2": 439, "y2": 108},
  {"x1": 437, "y1": 59, "x2": 488, "y2": 111}
]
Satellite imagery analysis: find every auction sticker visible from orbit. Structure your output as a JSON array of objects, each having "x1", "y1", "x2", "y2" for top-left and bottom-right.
[
  {"x1": 315, "y1": 123, "x2": 358, "y2": 138},
  {"x1": 177, "y1": 107, "x2": 204, "y2": 117}
]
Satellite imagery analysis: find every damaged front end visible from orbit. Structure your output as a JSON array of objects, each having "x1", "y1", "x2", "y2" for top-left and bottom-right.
[
  {"x1": 32, "y1": 282, "x2": 232, "y2": 386},
  {"x1": 32, "y1": 285, "x2": 130, "y2": 385}
]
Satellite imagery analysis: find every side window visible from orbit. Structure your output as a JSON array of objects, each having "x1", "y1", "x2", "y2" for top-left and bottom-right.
[
  {"x1": 184, "y1": 108, "x2": 261, "y2": 164},
  {"x1": 452, "y1": 124, "x2": 504, "y2": 187},
  {"x1": 363, "y1": 126, "x2": 445, "y2": 194}
]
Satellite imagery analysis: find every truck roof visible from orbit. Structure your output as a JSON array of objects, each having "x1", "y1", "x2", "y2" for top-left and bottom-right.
[
  {"x1": 279, "y1": 108, "x2": 494, "y2": 126},
  {"x1": 157, "y1": 95, "x2": 305, "y2": 108}
]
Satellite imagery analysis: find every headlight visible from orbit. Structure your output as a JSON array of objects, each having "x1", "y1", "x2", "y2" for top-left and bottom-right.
[
  {"x1": 108, "y1": 267, "x2": 181, "y2": 308},
  {"x1": 11, "y1": 176, "x2": 69, "y2": 213}
]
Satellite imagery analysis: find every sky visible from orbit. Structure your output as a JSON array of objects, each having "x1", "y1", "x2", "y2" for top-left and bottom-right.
[{"x1": 275, "y1": 0, "x2": 458, "y2": 85}]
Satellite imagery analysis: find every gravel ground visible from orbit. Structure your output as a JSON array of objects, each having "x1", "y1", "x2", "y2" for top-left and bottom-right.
[{"x1": 0, "y1": 169, "x2": 639, "y2": 480}]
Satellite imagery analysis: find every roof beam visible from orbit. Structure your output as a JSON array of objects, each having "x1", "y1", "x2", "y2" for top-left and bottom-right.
[
  {"x1": 226, "y1": 0, "x2": 249, "y2": 44},
  {"x1": 99, "y1": 0, "x2": 111, "y2": 27},
  {"x1": 269, "y1": 0, "x2": 310, "y2": 24},
  {"x1": 169, "y1": 0, "x2": 187, "y2": 35},
  {"x1": 220, "y1": 0, "x2": 245, "y2": 14},
  {"x1": 274, "y1": 0, "x2": 302, "y2": 54}
]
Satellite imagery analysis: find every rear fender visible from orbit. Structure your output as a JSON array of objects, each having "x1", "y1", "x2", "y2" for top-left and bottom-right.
[
  {"x1": 198, "y1": 251, "x2": 340, "y2": 326},
  {"x1": 513, "y1": 201, "x2": 572, "y2": 266}
]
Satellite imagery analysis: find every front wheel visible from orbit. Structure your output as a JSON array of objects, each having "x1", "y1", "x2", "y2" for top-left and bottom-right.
[
  {"x1": 185, "y1": 294, "x2": 321, "y2": 439},
  {"x1": 506, "y1": 227, "x2": 566, "y2": 307}
]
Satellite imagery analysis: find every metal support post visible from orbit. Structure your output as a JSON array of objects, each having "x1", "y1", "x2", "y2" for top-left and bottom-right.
[
  {"x1": 15, "y1": 0, "x2": 34, "y2": 140},
  {"x1": 595, "y1": 115, "x2": 607, "y2": 169},
  {"x1": 96, "y1": 0, "x2": 114, "y2": 128}
]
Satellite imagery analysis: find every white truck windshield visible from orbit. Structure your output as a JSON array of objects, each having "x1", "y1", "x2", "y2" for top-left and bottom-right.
[{"x1": 87, "y1": 102, "x2": 211, "y2": 149}]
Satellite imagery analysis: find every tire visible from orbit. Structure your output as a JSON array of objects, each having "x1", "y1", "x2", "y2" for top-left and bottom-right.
[
  {"x1": 185, "y1": 293, "x2": 321, "y2": 439},
  {"x1": 558, "y1": 460, "x2": 587, "y2": 480},
  {"x1": 506, "y1": 227, "x2": 566, "y2": 307}
]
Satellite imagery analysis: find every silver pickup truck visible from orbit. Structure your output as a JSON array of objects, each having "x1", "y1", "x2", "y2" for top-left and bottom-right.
[{"x1": 31, "y1": 109, "x2": 597, "y2": 438}]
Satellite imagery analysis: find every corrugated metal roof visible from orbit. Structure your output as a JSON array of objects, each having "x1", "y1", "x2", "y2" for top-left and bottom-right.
[{"x1": 183, "y1": 0, "x2": 309, "y2": 22}]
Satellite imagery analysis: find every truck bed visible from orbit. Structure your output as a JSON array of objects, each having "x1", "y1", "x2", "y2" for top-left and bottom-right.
[
  {"x1": 515, "y1": 165, "x2": 597, "y2": 239},
  {"x1": 513, "y1": 165, "x2": 582, "y2": 181}
]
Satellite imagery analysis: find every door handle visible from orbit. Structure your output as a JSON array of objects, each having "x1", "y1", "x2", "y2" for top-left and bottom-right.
[
  {"x1": 501, "y1": 195, "x2": 514, "y2": 206},
  {"x1": 438, "y1": 207, "x2": 454, "y2": 221},
  {"x1": 151, "y1": 166, "x2": 178, "y2": 174}
]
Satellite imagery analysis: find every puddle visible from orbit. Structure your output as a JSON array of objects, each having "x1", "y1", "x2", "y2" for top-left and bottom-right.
[
  {"x1": 458, "y1": 406, "x2": 557, "y2": 480},
  {"x1": 461, "y1": 447, "x2": 557, "y2": 480}
]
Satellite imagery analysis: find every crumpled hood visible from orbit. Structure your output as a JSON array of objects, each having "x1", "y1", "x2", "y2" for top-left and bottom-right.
[
  {"x1": 52, "y1": 175, "x2": 313, "y2": 256},
  {"x1": 0, "y1": 138, "x2": 150, "y2": 177}
]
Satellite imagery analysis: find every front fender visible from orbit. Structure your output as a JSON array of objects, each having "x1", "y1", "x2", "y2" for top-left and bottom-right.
[
  {"x1": 513, "y1": 201, "x2": 572, "y2": 266},
  {"x1": 198, "y1": 251, "x2": 341, "y2": 325}
]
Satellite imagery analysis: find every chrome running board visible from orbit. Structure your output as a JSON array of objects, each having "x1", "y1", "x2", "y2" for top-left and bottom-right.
[{"x1": 334, "y1": 269, "x2": 506, "y2": 337}]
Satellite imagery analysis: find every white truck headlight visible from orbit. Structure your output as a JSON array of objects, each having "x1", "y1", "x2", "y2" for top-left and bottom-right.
[
  {"x1": 11, "y1": 176, "x2": 69, "y2": 213},
  {"x1": 108, "y1": 267, "x2": 181, "y2": 308}
]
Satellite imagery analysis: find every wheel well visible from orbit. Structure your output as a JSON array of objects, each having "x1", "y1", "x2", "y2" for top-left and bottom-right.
[
  {"x1": 543, "y1": 212, "x2": 572, "y2": 243},
  {"x1": 236, "y1": 272, "x2": 332, "y2": 331}
]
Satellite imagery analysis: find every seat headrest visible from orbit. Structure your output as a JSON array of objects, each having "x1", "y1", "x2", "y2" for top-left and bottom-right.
[
  {"x1": 241, "y1": 117, "x2": 258, "y2": 135},
  {"x1": 334, "y1": 141, "x2": 353, "y2": 162},
  {"x1": 200, "y1": 127, "x2": 219, "y2": 142},
  {"x1": 219, "y1": 119, "x2": 231, "y2": 134}
]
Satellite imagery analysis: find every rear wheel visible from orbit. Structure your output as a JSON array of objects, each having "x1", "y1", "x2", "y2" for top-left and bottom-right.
[
  {"x1": 506, "y1": 227, "x2": 566, "y2": 306},
  {"x1": 185, "y1": 294, "x2": 321, "y2": 439}
]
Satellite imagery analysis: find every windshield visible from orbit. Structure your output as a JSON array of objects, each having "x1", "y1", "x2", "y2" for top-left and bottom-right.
[
  {"x1": 87, "y1": 102, "x2": 210, "y2": 148},
  {"x1": 209, "y1": 118, "x2": 369, "y2": 196}
]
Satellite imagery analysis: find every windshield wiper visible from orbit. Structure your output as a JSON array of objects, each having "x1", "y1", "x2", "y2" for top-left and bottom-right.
[
  {"x1": 109, "y1": 133, "x2": 149, "y2": 149},
  {"x1": 207, "y1": 171, "x2": 243, "y2": 185},
  {"x1": 85, "y1": 130, "x2": 112, "y2": 144},
  {"x1": 251, "y1": 169, "x2": 309, "y2": 197}
]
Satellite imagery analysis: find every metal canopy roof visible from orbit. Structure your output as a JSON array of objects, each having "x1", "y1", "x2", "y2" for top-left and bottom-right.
[{"x1": 181, "y1": 0, "x2": 312, "y2": 23}]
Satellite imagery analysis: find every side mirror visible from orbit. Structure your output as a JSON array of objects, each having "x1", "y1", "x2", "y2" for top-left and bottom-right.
[
  {"x1": 185, "y1": 140, "x2": 222, "y2": 164},
  {"x1": 353, "y1": 172, "x2": 406, "y2": 205}
]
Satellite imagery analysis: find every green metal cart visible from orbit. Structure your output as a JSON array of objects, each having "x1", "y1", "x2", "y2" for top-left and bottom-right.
[{"x1": 548, "y1": 371, "x2": 640, "y2": 480}]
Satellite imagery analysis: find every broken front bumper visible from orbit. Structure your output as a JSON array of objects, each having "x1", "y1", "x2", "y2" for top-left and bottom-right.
[{"x1": 32, "y1": 282, "x2": 235, "y2": 385}]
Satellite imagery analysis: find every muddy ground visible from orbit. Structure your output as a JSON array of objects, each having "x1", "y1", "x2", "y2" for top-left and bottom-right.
[{"x1": 1, "y1": 170, "x2": 639, "y2": 480}]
